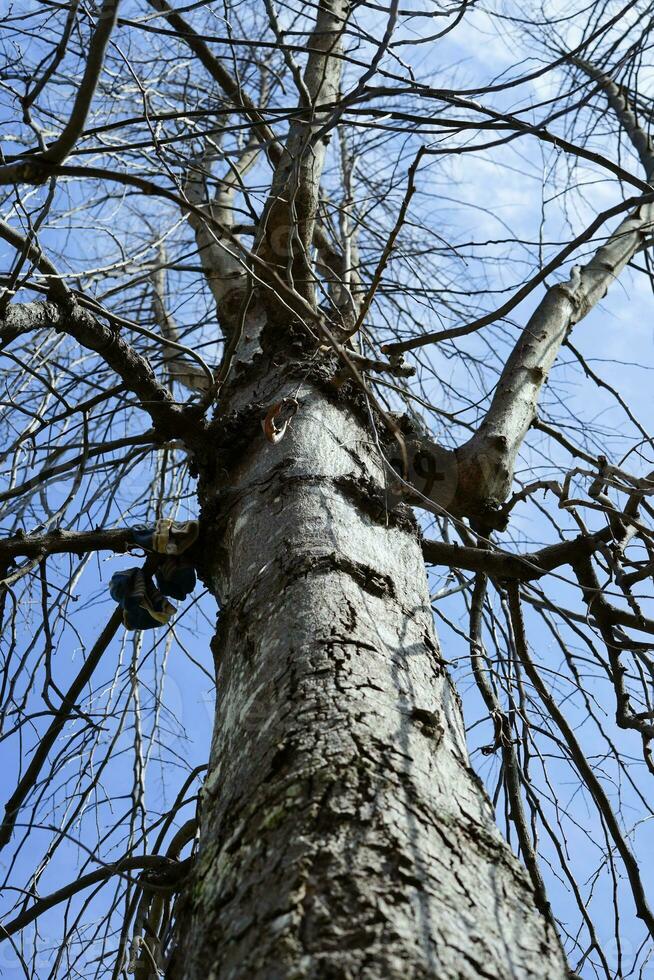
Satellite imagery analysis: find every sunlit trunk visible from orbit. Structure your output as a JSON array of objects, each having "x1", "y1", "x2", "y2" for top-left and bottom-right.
[{"x1": 171, "y1": 325, "x2": 569, "y2": 979}]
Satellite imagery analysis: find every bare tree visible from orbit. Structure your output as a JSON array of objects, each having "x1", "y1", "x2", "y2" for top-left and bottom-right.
[{"x1": 1, "y1": 1, "x2": 653, "y2": 977}]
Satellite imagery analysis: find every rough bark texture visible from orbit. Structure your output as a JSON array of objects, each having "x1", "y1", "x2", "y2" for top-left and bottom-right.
[{"x1": 171, "y1": 331, "x2": 569, "y2": 979}]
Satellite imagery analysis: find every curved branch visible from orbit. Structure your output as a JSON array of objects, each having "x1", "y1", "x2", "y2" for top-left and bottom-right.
[
  {"x1": 421, "y1": 528, "x2": 613, "y2": 580},
  {"x1": 0, "y1": 222, "x2": 194, "y2": 439}
]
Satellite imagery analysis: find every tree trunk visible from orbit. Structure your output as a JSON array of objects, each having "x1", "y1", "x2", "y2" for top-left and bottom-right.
[{"x1": 175, "y1": 333, "x2": 569, "y2": 979}]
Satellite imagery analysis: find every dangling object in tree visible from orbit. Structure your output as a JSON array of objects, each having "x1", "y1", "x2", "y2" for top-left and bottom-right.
[
  {"x1": 155, "y1": 557, "x2": 197, "y2": 601},
  {"x1": 109, "y1": 567, "x2": 176, "y2": 631},
  {"x1": 131, "y1": 519, "x2": 199, "y2": 555},
  {"x1": 108, "y1": 518, "x2": 199, "y2": 629}
]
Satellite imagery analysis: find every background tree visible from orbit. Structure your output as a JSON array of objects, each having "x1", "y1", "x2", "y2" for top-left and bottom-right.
[{"x1": 0, "y1": 0, "x2": 654, "y2": 977}]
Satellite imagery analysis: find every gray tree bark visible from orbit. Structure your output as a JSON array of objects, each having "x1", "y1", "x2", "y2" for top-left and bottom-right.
[{"x1": 170, "y1": 338, "x2": 569, "y2": 979}]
